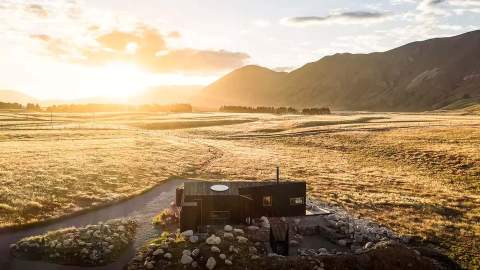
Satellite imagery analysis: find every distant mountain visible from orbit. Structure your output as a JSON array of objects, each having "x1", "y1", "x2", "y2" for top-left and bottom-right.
[
  {"x1": 197, "y1": 30, "x2": 480, "y2": 111},
  {"x1": 0, "y1": 90, "x2": 38, "y2": 104}
]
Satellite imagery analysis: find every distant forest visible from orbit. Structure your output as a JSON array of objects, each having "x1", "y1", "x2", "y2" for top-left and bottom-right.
[
  {"x1": 0, "y1": 102, "x2": 193, "y2": 113},
  {"x1": 46, "y1": 104, "x2": 192, "y2": 113},
  {"x1": 0, "y1": 102, "x2": 41, "y2": 111},
  {"x1": 219, "y1": 106, "x2": 331, "y2": 115}
]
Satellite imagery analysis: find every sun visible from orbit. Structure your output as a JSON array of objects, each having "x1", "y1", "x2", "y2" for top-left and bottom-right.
[{"x1": 92, "y1": 62, "x2": 151, "y2": 99}]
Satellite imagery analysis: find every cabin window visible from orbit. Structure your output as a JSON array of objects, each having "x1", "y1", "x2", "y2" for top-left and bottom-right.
[
  {"x1": 263, "y1": 195, "x2": 272, "y2": 206},
  {"x1": 290, "y1": 197, "x2": 304, "y2": 205}
]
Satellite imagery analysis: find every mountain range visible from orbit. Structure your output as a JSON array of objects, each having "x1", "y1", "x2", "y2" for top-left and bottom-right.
[{"x1": 197, "y1": 30, "x2": 480, "y2": 111}]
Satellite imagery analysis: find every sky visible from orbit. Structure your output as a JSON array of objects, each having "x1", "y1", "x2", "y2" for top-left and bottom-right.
[{"x1": 0, "y1": 0, "x2": 479, "y2": 100}]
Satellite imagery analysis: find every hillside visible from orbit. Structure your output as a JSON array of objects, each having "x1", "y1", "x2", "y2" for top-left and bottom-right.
[
  {"x1": 197, "y1": 30, "x2": 480, "y2": 111},
  {"x1": 0, "y1": 90, "x2": 38, "y2": 105}
]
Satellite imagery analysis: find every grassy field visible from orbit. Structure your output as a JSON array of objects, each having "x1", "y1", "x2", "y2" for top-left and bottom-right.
[{"x1": 0, "y1": 111, "x2": 479, "y2": 269}]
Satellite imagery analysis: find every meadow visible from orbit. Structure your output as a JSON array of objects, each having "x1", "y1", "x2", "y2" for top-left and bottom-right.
[{"x1": 0, "y1": 111, "x2": 478, "y2": 268}]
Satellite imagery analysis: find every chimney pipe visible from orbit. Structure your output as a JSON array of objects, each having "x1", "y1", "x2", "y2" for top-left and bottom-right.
[{"x1": 276, "y1": 166, "x2": 280, "y2": 184}]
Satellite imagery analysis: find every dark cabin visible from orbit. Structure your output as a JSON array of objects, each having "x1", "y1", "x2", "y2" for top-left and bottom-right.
[{"x1": 177, "y1": 180, "x2": 306, "y2": 232}]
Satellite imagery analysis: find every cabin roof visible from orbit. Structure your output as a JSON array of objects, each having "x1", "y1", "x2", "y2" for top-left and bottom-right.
[{"x1": 183, "y1": 181, "x2": 304, "y2": 196}]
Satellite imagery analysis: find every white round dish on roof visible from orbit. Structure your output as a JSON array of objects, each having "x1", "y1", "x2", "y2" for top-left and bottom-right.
[{"x1": 210, "y1": 184, "x2": 229, "y2": 192}]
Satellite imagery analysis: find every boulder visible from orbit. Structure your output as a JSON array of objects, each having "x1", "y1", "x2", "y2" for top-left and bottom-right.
[
  {"x1": 206, "y1": 257, "x2": 216, "y2": 270},
  {"x1": 236, "y1": 236, "x2": 248, "y2": 244},
  {"x1": 189, "y1": 235, "x2": 199, "y2": 243},
  {"x1": 224, "y1": 225, "x2": 233, "y2": 232},
  {"x1": 233, "y1": 228, "x2": 244, "y2": 234},
  {"x1": 206, "y1": 235, "x2": 221, "y2": 245},
  {"x1": 180, "y1": 254, "x2": 193, "y2": 265},
  {"x1": 181, "y1": 230, "x2": 194, "y2": 238},
  {"x1": 152, "y1": 248, "x2": 164, "y2": 256},
  {"x1": 223, "y1": 232, "x2": 234, "y2": 239}
]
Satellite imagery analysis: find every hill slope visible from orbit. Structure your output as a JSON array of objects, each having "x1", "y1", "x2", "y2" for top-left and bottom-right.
[
  {"x1": 0, "y1": 90, "x2": 38, "y2": 104},
  {"x1": 197, "y1": 30, "x2": 480, "y2": 111}
]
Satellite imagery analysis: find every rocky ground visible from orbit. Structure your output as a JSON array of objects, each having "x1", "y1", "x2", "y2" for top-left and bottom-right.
[{"x1": 10, "y1": 218, "x2": 137, "y2": 266}]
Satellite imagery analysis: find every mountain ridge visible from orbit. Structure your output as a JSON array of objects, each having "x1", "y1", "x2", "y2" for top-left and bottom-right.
[{"x1": 197, "y1": 30, "x2": 480, "y2": 111}]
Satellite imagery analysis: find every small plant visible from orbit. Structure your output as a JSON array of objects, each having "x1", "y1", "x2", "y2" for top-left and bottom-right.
[{"x1": 152, "y1": 208, "x2": 179, "y2": 227}]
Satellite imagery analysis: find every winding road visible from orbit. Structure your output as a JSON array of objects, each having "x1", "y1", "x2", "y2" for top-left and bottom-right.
[{"x1": 0, "y1": 178, "x2": 185, "y2": 270}]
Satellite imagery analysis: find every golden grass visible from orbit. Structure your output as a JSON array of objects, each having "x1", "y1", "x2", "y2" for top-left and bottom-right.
[{"x1": 1, "y1": 111, "x2": 479, "y2": 268}]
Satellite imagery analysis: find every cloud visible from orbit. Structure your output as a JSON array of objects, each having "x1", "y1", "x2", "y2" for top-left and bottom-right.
[
  {"x1": 31, "y1": 26, "x2": 249, "y2": 74},
  {"x1": 25, "y1": 4, "x2": 49, "y2": 17},
  {"x1": 282, "y1": 11, "x2": 392, "y2": 26}
]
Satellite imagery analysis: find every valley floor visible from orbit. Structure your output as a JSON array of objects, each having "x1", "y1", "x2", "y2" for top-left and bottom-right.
[{"x1": 0, "y1": 111, "x2": 478, "y2": 269}]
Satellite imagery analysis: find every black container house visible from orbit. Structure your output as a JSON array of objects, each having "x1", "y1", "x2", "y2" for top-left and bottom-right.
[{"x1": 177, "y1": 180, "x2": 306, "y2": 232}]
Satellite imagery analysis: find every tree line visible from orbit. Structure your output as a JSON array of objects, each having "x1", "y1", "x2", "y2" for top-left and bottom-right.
[
  {"x1": 0, "y1": 102, "x2": 41, "y2": 111},
  {"x1": 46, "y1": 103, "x2": 192, "y2": 113},
  {"x1": 219, "y1": 106, "x2": 331, "y2": 115}
]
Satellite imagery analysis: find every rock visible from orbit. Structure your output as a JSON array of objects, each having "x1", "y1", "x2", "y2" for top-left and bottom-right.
[
  {"x1": 206, "y1": 257, "x2": 216, "y2": 270},
  {"x1": 182, "y1": 250, "x2": 192, "y2": 256},
  {"x1": 180, "y1": 254, "x2": 193, "y2": 264},
  {"x1": 117, "y1": 225, "x2": 126, "y2": 232},
  {"x1": 224, "y1": 225, "x2": 233, "y2": 232},
  {"x1": 225, "y1": 259, "x2": 232, "y2": 265},
  {"x1": 289, "y1": 240, "x2": 299, "y2": 246},
  {"x1": 206, "y1": 235, "x2": 221, "y2": 245},
  {"x1": 251, "y1": 255, "x2": 260, "y2": 260},
  {"x1": 219, "y1": 253, "x2": 226, "y2": 260},
  {"x1": 153, "y1": 248, "x2": 164, "y2": 256},
  {"x1": 237, "y1": 236, "x2": 248, "y2": 244},
  {"x1": 223, "y1": 232, "x2": 234, "y2": 239},
  {"x1": 192, "y1": 261, "x2": 198, "y2": 268},
  {"x1": 181, "y1": 230, "x2": 194, "y2": 237},
  {"x1": 248, "y1": 246, "x2": 257, "y2": 254},
  {"x1": 211, "y1": 246, "x2": 221, "y2": 253},
  {"x1": 247, "y1": 226, "x2": 259, "y2": 231},
  {"x1": 164, "y1": 253, "x2": 172, "y2": 259},
  {"x1": 338, "y1": 239, "x2": 347, "y2": 246},
  {"x1": 189, "y1": 235, "x2": 199, "y2": 243},
  {"x1": 145, "y1": 261, "x2": 154, "y2": 269},
  {"x1": 233, "y1": 228, "x2": 244, "y2": 234}
]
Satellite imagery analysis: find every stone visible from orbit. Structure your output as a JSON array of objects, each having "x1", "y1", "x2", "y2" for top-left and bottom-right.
[
  {"x1": 182, "y1": 250, "x2": 192, "y2": 256},
  {"x1": 219, "y1": 253, "x2": 226, "y2": 260},
  {"x1": 145, "y1": 261, "x2": 154, "y2": 269},
  {"x1": 180, "y1": 254, "x2": 193, "y2": 264},
  {"x1": 237, "y1": 236, "x2": 248, "y2": 244},
  {"x1": 338, "y1": 239, "x2": 347, "y2": 246},
  {"x1": 289, "y1": 240, "x2": 299, "y2": 246},
  {"x1": 153, "y1": 248, "x2": 164, "y2": 256},
  {"x1": 223, "y1": 232, "x2": 234, "y2": 239},
  {"x1": 192, "y1": 261, "x2": 199, "y2": 268},
  {"x1": 181, "y1": 230, "x2": 194, "y2": 237},
  {"x1": 247, "y1": 226, "x2": 259, "y2": 231},
  {"x1": 211, "y1": 246, "x2": 221, "y2": 253},
  {"x1": 233, "y1": 228, "x2": 244, "y2": 234},
  {"x1": 249, "y1": 246, "x2": 257, "y2": 254},
  {"x1": 224, "y1": 225, "x2": 233, "y2": 232},
  {"x1": 225, "y1": 259, "x2": 232, "y2": 265},
  {"x1": 206, "y1": 235, "x2": 221, "y2": 245},
  {"x1": 251, "y1": 255, "x2": 260, "y2": 260},
  {"x1": 206, "y1": 257, "x2": 216, "y2": 270},
  {"x1": 189, "y1": 235, "x2": 199, "y2": 243},
  {"x1": 164, "y1": 253, "x2": 172, "y2": 259}
]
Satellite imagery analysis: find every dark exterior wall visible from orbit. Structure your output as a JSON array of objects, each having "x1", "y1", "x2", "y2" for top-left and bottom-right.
[
  {"x1": 239, "y1": 182, "x2": 306, "y2": 218},
  {"x1": 179, "y1": 182, "x2": 306, "y2": 231}
]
